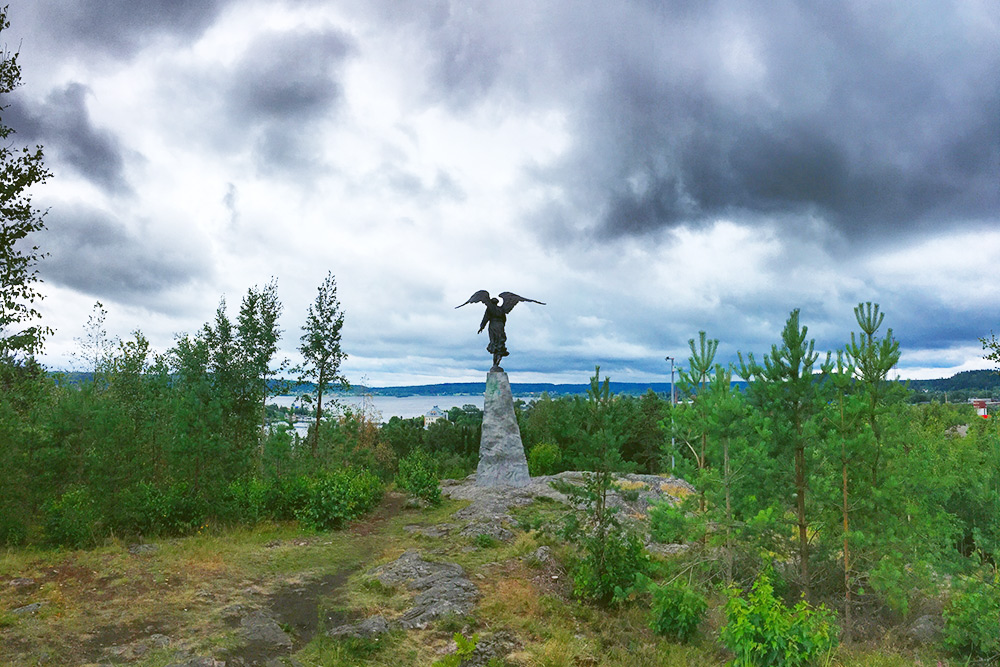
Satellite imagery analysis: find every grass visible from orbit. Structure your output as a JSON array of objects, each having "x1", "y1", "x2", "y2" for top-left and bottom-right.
[{"x1": 0, "y1": 493, "x2": 962, "y2": 667}]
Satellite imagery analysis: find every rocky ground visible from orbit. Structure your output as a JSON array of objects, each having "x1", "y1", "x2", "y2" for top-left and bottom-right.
[
  {"x1": 0, "y1": 471, "x2": 947, "y2": 666},
  {"x1": 1, "y1": 471, "x2": 697, "y2": 666}
]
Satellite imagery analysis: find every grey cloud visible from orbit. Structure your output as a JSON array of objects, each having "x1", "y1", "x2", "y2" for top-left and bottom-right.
[
  {"x1": 21, "y1": 0, "x2": 225, "y2": 58},
  {"x1": 37, "y1": 207, "x2": 209, "y2": 304},
  {"x1": 224, "y1": 28, "x2": 354, "y2": 172},
  {"x1": 228, "y1": 29, "x2": 352, "y2": 124},
  {"x1": 383, "y1": 0, "x2": 1000, "y2": 245},
  {"x1": 5, "y1": 84, "x2": 130, "y2": 194}
]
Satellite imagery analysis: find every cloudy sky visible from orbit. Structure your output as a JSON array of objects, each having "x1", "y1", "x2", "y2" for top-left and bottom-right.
[{"x1": 4, "y1": 0, "x2": 998, "y2": 386}]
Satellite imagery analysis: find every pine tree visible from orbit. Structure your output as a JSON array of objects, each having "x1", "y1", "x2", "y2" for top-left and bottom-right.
[
  {"x1": 678, "y1": 331, "x2": 719, "y2": 513},
  {"x1": 845, "y1": 302, "x2": 901, "y2": 484},
  {"x1": 739, "y1": 309, "x2": 829, "y2": 599}
]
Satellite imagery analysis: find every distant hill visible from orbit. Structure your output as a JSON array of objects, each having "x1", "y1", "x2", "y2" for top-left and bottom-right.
[
  {"x1": 359, "y1": 381, "x2": 682, "y2": 398},
  {"x1": 905, "y1": 369, "x2": 1000, "y2": 392},
  {"x1": 61, "y1": 368, "x2": 1000, "y2": 398}
]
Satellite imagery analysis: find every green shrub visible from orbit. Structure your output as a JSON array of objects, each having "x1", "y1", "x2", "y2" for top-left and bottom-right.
[
  {"x1": 297, "y1": 469, "x2": 384, "y2": 531},
  {"x1": 106, "y1": 482, "x2": 208, "y2": 537},
  {"x1": 432, "y1": 632, "x2": 479, "y2": 667},
  {"x1": 572, "y1": 527, "x2": 650, "y2": 607},
  {"x1": 721, "y1": 567, "x2": 838, "y2": 667},
  {"x1": 222, "y1": 477, "x2": 268, "y2": 525},
  {"x1": 158, "y1": 483, "x2": 209, "y2": 535},
  {"x1": 528, "y1": 442, "x2": 562, "y2": 476},
  {"x1": 648, "y1": 501, "x2": 688, "y2": 544},
  {"x1": 43, "y1": 487, "x2": 101, "y2": 548},
  {"x1": 264, "y1": 475, "x2": 311, "y2": 520},
  {"x1": 0, "y1": 511, "x2": 27, "y2": 547},
  {"x1": 395, "y1": 450, "x2": 441, "y2": 505},
  {"x1": 649, "y1": 579, "x2": 707, "y2": 642},
  {"x1": 109, "y1": 482, "x2": 164, "y2": 537},
  {"x1": 474, "y1": 533, "x2": 499, "y2": 548},
  {"x1": 942, "y1": 569, "x2": 1000, "y2": 660}
]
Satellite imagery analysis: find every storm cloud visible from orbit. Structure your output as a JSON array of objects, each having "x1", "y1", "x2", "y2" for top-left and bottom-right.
[
  {"x1": 16, "y1": 0, "x2": 226, "y2": 59},
  {"x1": 392, "y1": 0, "x2": 999, "y2": 244},
  {"x1": 37, "y1": 207, "x2": 209, "y2": 305},
  {"x1": 4, "y1": 0, "x2": 996, "y2": 383},
  {"x1": 5, "y1": 84, "x2": 130, "y2": 194}
]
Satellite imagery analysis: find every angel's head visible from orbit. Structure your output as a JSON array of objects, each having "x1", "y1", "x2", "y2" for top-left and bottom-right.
[{"x1": 491, "y1": 298, "x2": 499, "y2": 305}]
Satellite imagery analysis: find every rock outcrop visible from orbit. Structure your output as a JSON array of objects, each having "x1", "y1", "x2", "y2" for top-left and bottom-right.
[
  {"x1": 476, "y1": 370, "x2": 530, "y2": 487},
  {"x1": 329, "y1": 550, "x2": 479, "y2": 637}
]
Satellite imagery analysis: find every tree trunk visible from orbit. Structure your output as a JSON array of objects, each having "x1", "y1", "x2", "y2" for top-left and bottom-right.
[
  {"x1": 795, "y1": 441, "x2": 809, "y2": 600},
  {"x1": 724, "y1": 436, "x2": 733, "y2": 585},
  {"x1": 842, "y1": 444, "x2": 852, "y2": 642},
  {"x1": 312, "y1": 368, "x2": 325, "y2": 458}
]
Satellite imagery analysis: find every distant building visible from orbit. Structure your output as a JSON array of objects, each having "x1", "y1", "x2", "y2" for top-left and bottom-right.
[
  {"x1": 970, "y1": 398, "x2": 998, "y2": 418},
  {"x1": 425, "y1": 405, "x2": 447, "y2": 428}
]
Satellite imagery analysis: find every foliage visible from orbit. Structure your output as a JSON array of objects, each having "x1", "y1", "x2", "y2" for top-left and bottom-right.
[
  {"x1": 296, "y1": 468, "x2": 384, "y2": 531},
  {"x1": 298, "y1": 271, "x2": 348, "y2": 456},
  {"x1": 395, "y1": 449, "x2": 441, "y2": 505},
  {"x1": 570, "y1": 520, "x2": 649, "y2": 606},
  {"x1": 738, "y1": 309, "x2": 828, "y2": 597},
  {"x1": 552, "y1": 366, "x2": 650, "y2": 607},
  {"x1": 432, "y1": 632, "x2": 479, "y2": 667},
  {"x1": 42, "y1": 487, "x2": 101, "y2": 548},
  {"x1": 648, "y1": 501, "x2": 688, "y2": 544},
  {"x1": 0, "y1": 512, "x2": 26, "y2": 547},
  {"x1": 720, "y1": 567, "x2": 839, "y2": 667},
  {"x1": 982, "y1": 330, "x2": 1000, "y2": 369},
  {"x1": 528, "y1": 441, "x2": 562, "y2": 476},
  {"x1": 942, "y1": 568, "x2": 1000, "y2": 660},
  {"x1": 0, "y1": 8, "x2": 52, "y2": 358},
  {"x1": 648, "y1": 578, "x2": 708, "y2": 642},
  {"x1": 473, "y1": 533, "x2": 499, "y2": 548}
]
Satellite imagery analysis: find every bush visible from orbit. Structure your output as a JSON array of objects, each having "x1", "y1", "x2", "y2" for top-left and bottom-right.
[
  {"x1": 432, "y1": 632, "x2": 479, "y2": 667},
  {"x1": 264, "y1": 475, "x2": 312, "y2": 520},
  {"x1": 297, "y1": 469, "x2": 384, "y2": 531},
  {"x1": 395, "y1": 450, "x2": 441, "y2": 505},
  {"x1": 648, "y1": 501, "x2": 688, "y2": 544},
  {"x1": 528, "y1": 442, "x2": 562, "y2": 476},
  {"x1": 0, "y1": 511, "x2": 27, "y2": 547},
  {"x1": 110, "y1": 483, "x2": 164, "y2": 537},
  {"x1": 106, "y1": 482, "x2": 209, "y2": 537},
  {"x1": 473, "y1": 533, "x2": 499, "y2": 548},
  {"x1": 649, "y1": 579, "x2": 707, "y2": 642},
  {"x1": 222, "y1": 478, "x2": 268, "y2": 525},
  {"x1": 721, "y1": 567, "x2": 838, "y2": 667},
  {"x1": 942, "y1": 569, "x2": 1000, "y2": 660},
  {"x1": 43, "y1": 487, "x2": 101, "y2": 548},
  {"x1": 573, "y1": 527, "x2": 650, "y2": 607},
  {"x1": 158, "y1": 483, "x2": 209, "y2": 535}
]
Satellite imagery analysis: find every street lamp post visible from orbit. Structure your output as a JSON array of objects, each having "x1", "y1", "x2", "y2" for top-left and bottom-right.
[{"x1": 665, "y1": 356, "x2": 676, "y2": 470}]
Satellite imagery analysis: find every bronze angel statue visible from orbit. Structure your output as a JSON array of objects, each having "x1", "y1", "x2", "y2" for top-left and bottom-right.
[{"x1": 456, "y1": 290, "x2": 545, "y2": 371}]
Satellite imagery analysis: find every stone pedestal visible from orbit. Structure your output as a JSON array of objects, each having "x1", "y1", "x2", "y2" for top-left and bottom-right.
[{"x1": 476, "y1": 370, "x2": 530, "y2": 487}]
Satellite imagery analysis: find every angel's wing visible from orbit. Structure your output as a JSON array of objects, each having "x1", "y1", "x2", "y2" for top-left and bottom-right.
[
  {"x1": 455, "y1": 290, "x2": 492, "y2": 308},
  {"x1": 499, "y1": 291, "x2": 545, "y2": 314}
]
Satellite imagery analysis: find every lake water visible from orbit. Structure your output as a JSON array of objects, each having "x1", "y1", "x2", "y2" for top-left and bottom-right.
[{"x1": 267, "y1": 394, "x2": 485, "y2": 420}]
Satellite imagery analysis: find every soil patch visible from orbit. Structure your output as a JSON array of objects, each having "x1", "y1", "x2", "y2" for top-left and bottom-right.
[
  {"x1": 222, "y1": 569, "x2": 354, "y2": 665},
  {"x1": 268, "y1": 571, "x2": 352, "y2": 642},
  {"x1": 350, "y1": 491, "x2": 407, "y2": 536},
  {"x1": 80, "y1": 619, "x2": 171, "y2": 663}
]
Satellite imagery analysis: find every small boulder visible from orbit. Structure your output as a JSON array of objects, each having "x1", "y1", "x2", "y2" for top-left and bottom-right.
[
  {"x1": 128, "y1": 543, "x2": 159, "y2": 555},
  {"x1": 239, "y1": 610, "x2": 293, "y2": 648},
  {"x1": 328, "y1": 614, "x2": 390, "y2": 639},
  {"x1": 11, "y1": 601, "x2": 45, "y2": 615},
  {"x1": 907, "y1": 614, "x2": 943, "y2": 645}
]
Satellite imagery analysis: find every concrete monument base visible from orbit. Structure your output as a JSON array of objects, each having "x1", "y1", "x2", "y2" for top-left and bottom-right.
[{"x1": 476, "y1": 370, "x2": 530, "y2": 487}]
